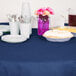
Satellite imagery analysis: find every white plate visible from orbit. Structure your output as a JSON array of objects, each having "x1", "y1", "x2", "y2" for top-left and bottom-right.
[
  {"x1": 46, "y1": 37, "x2": 72, "y2": 42},
  {"x1": 0, "y1": 25, "x2": 10, "y2": 32},
  {"x1": 1, "y1": 35, "x2": 27, "y2": 43}
]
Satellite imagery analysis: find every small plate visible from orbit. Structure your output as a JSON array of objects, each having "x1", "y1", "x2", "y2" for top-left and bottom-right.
[
  {"x1": 1, "y1": 35, "x2": 27, "y2": 43},
  {"x1": 0, "y1": 25, "x2": 10, "y2": 32}
]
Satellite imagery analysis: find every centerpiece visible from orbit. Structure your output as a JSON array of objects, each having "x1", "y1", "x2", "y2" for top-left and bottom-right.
[{"x1": 35, "y1": 7, "x2": 54, "y2": 35}]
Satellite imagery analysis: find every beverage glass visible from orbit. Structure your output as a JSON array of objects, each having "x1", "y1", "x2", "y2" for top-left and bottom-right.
[{"x1": 68, "y1": 8, "x2": 76, "y2": 26}]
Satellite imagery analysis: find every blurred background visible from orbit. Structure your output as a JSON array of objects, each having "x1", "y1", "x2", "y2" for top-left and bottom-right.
[{"x1": 0, "y1": 0, "x2": 76, "y2": 28}]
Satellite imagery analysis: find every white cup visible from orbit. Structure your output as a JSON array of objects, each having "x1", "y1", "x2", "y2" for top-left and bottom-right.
[
  {"x1": 9, "y1": 22, "x2": 19, "y2": 35},
  {"x1": 19, "y1": 23, "x2": 31, "y2": 39}
]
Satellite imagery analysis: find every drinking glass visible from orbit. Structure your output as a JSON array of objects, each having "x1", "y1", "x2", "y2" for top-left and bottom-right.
[
  {"x1": 68, "y1": 8, "x2": 76, "y2": 26},
  {"x1": 21, "y1": 2, "x2": 31, "y2": 23}
]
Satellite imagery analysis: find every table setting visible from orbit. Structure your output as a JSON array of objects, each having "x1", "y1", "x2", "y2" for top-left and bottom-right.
[
  {"x1": 0, "y1": 1, "x2": 76, "y2": 76},
  {"x1": 0, "y1": 14, "x2": 32, "y2": 43},
  {"x1": 0, "y1": 6, "x2": 76, "y2": 43},
  {"x1": 0, "y1": 2, "x2": 32, "y2": 43}
]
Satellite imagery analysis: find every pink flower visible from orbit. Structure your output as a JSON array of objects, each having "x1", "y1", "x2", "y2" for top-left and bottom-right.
[
  {"x1": 38, "y1": 8, "x2": 43, "y2": 12},
  {"x1": 50, "y1": 11, "x2": 54, "y2": 15},
  {"x1": 46, "y1": 7, "x2": 54, "y2": 15},
  {"x1": 35, "y1": 7, "x2": 54, "y2": 15},
  {"x1": 37, "y1": 11, "x2": 43, "y2": 15},
  {"x1": 42, "y1": 8, "x2": 46, "y2": 11},
  {"x1": 37, "y1": 8, "x2": 46, "y2": 15}
]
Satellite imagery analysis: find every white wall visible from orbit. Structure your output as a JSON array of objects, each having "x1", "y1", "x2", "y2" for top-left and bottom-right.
[{"x1": 0, "y1": 0, "x2": 76, "y2": 27}]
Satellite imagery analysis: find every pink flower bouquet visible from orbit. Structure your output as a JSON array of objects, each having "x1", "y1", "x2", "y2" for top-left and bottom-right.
[
  {"x1": 35, "y1": 7, "x2": 54, "y2": 35},
  {"x1": 35, "y1": 7, "x2": 54, "y2": 16}
]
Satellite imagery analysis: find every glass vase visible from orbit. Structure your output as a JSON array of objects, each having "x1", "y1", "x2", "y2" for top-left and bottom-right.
[
  {"x1": 38, "y1": 15, "x2": 49, "y2": 35},
  {"x1": 21, "y1": 2, "x2": 31, "y2": 23}
]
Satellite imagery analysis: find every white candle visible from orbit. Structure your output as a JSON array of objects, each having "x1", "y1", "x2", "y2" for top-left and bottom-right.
[
  {"x1": 19, "y1": 23, "x2": 31, "y2": 39},
  {"x1": 9, "y1": 22, "x2": 19, "y2": 35}
]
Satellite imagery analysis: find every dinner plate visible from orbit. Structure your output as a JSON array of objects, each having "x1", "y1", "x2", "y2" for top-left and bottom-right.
[
  {"x1": 0, "y1": 25, "x2": 10, "y2": 32},
  {"x1": 1, "y1": 35, "x2": 27, "y2": 43},
  {"x1": 46, "y1": 37, "x2": 72, "y2": 42}
]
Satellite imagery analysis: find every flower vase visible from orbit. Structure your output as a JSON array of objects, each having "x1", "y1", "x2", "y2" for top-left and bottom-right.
[{"x1": 38, "y1": 15, "x2": 49, "y2": 35}]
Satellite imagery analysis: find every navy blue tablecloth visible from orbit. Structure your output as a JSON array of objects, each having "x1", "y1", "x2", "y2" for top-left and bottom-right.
[{"x1": 0, "y1": 26, "x2": 76, "y2": 76}]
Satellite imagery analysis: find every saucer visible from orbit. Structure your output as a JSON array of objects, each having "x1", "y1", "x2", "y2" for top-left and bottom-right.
[{"x1": 1, "y1": 35, "x2": 27, "y2": 43}]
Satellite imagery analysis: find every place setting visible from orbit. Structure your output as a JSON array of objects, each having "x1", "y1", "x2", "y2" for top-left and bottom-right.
[
  {"x1": 0, "y1": 7, "x2": 76, "y2": 43},
  {"x1": 1, "y1": 14, "x2": 32, "y2": 43},
  {"x1": 0, "y1": 2, "x2": 32, "y2": 43}
]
